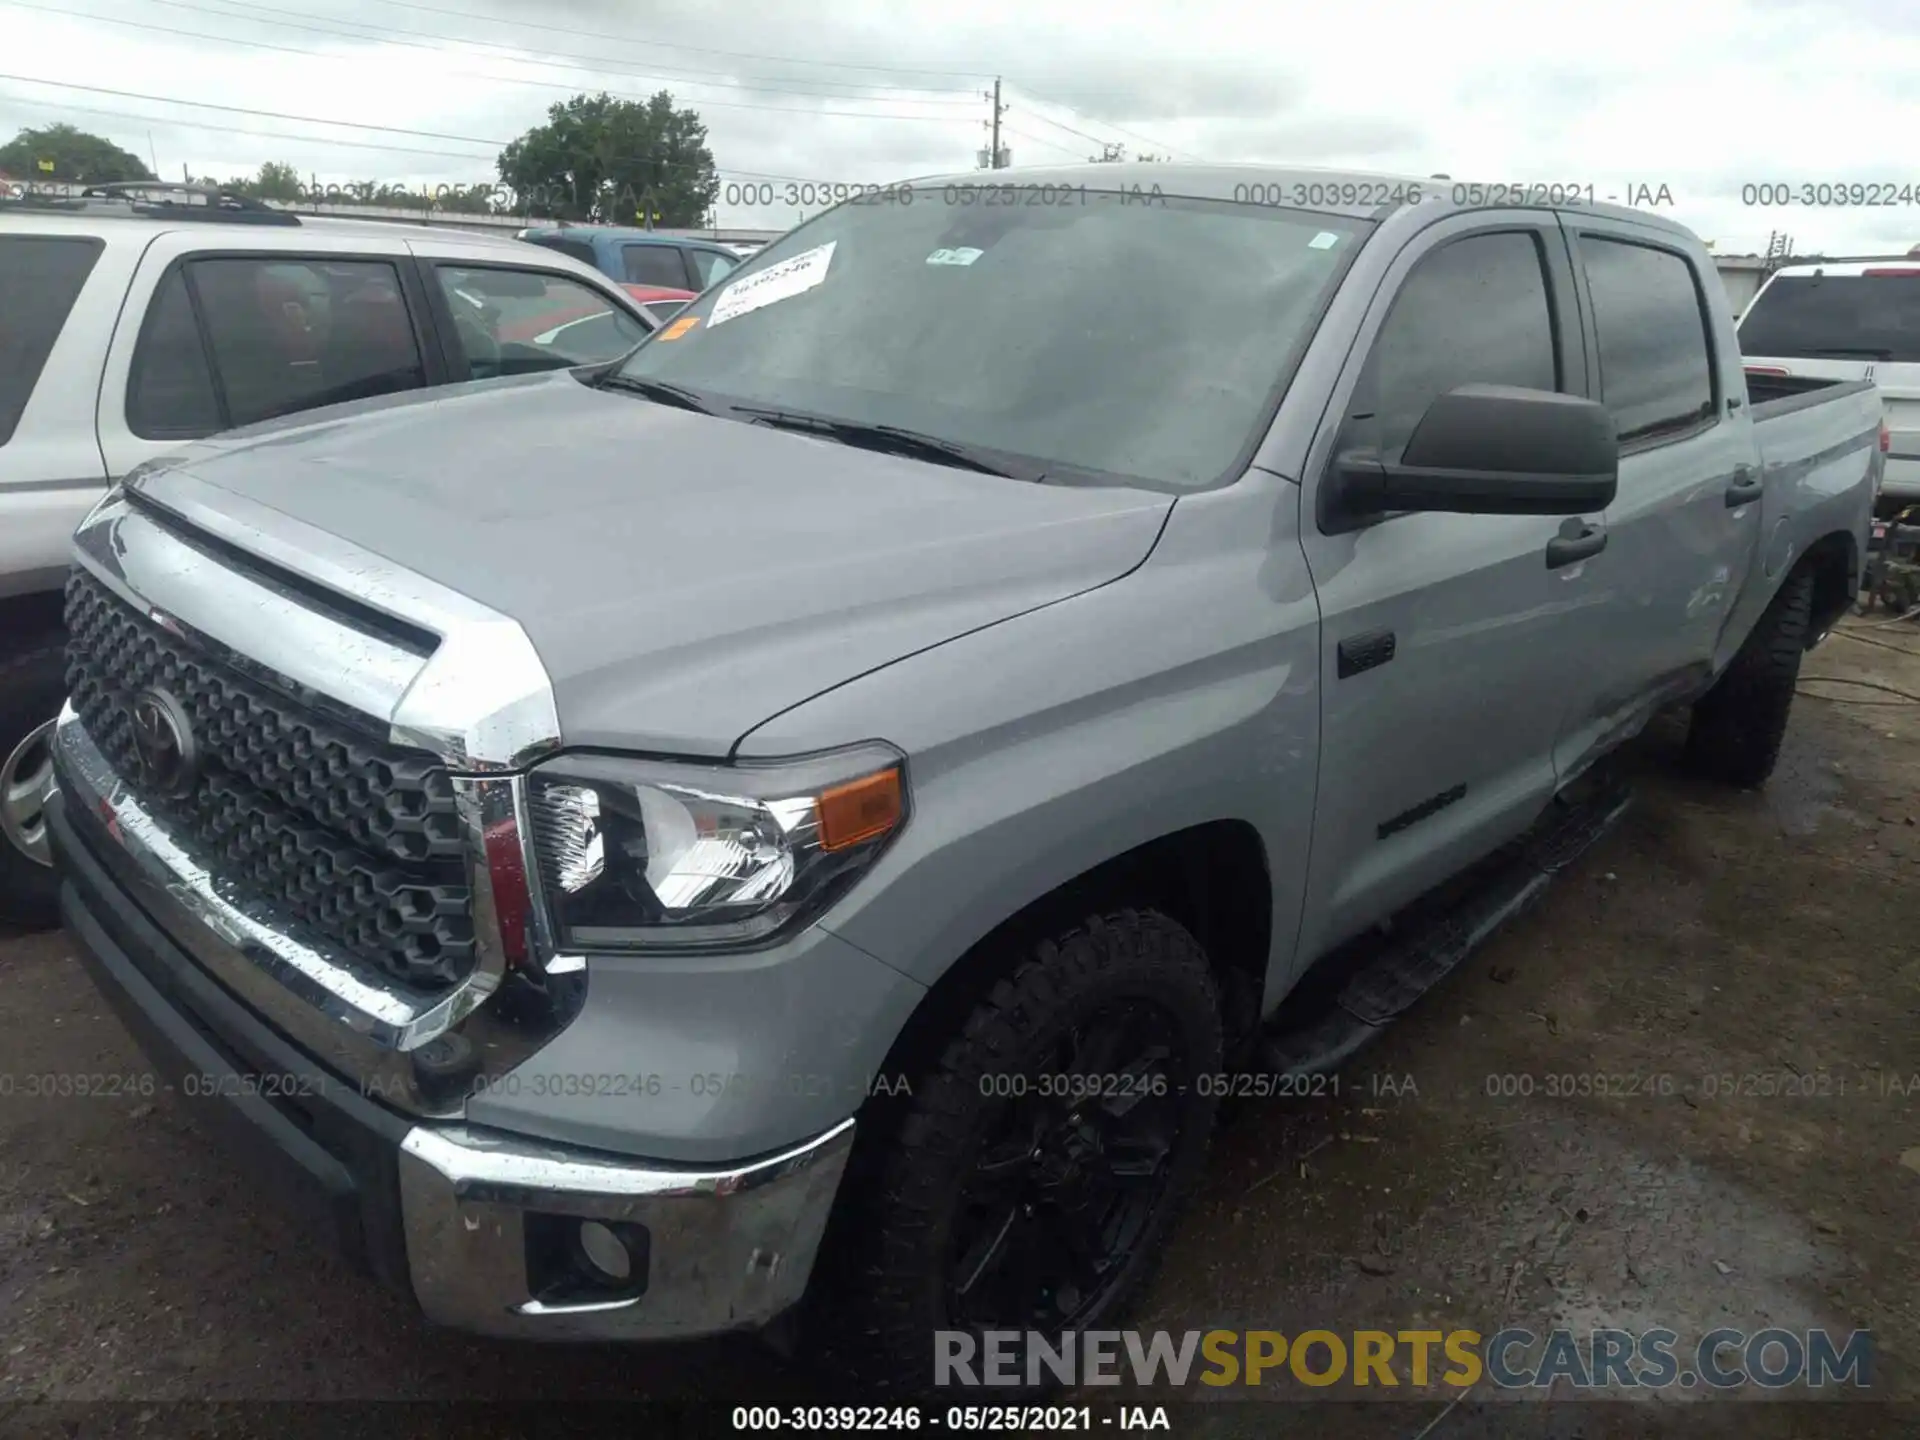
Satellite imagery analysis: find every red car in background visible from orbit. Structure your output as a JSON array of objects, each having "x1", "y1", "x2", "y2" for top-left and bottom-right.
[
  {"x1": 493, "y1": 282, "x2": 695, "y2": 351},
  {"x1": 623, "y1": 283, "x2": 697, "y2": 328}
]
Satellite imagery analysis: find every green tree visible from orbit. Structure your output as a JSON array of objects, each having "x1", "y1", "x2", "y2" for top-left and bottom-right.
[
  {"x1": 498, "y1": 91, "x2": 718, "y2": 225},
  {"x1": 251, "y1": 161, "x2": 302, "y2": 201},
  {"x1": 0, "y1": 124, "x2": 154, "y2": 184}
]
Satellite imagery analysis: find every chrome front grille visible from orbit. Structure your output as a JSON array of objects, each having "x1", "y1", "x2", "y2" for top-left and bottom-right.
[{"x1": 64, "y1": 567, "x2": 477, "y2": 990}]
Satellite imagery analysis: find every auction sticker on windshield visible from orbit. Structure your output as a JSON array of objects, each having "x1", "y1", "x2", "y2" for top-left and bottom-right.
[{"x1": 708, "y1": 241, "x2": 837, "y2": 328}]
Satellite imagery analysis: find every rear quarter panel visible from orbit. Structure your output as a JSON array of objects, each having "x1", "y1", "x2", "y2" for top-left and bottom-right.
[
  {"x1": 0, "y1": 225, "x2": 145, "y2": 594},
  {"x1": 1722, "y1": 379, "x2": 1879, "y2": 667}
]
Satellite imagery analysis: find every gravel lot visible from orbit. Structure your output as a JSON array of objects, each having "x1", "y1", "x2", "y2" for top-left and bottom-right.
[{"x1": 1, "y1": 621, "x2": 1916, "y2": 1439}]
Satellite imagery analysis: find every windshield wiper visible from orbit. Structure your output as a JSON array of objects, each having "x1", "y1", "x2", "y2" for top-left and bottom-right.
[
  {"x1": 595, "y1": 373, "x2": 717, "y2": 414},
  {"x1": 1813, "y1": 347, "x2": 1895, "y2": 360},
  {"x1": 731, "y1": 405, "x2": 1035, "y2": 479}
]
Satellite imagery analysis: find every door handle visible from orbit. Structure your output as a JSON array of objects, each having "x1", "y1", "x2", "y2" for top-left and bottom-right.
[
  {"x1": 1726, "y1": 468, "x2": 1764, "y2": 508},
  {"x1": 1546, "y1": 524, "x2": 1607, "y2": 570}
]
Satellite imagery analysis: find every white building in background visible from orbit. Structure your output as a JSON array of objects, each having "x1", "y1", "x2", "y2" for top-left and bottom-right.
[{"x1": 1712, "y1": 254, "x2": 1771, "y2": 318}]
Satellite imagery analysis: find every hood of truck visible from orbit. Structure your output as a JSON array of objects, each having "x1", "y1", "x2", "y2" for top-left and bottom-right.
[{"x1": 153, "y1": 371, "x2": 1174, "y2": 756}]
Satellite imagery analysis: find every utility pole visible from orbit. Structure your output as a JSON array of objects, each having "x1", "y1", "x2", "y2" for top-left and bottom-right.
[{"x1": 980, "y1": 77, "x2": 1008, "y2": 170}]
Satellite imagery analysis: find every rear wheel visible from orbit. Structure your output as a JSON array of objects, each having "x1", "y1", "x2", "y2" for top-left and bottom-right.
[
  {"x1": 819, "y1": 909, "x2": 1223, "y2": 1392},
  {"x1": 1683, "y1": 568, "x2": 1813, "y2": 789},
  {"x1": 0, "y1": 640, "x2": 66, "y2": 930}
]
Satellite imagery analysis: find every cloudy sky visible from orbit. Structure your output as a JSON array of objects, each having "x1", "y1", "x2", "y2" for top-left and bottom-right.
[{"x1": 3, "y1": 0, "x2": 1916, "y2": 253}]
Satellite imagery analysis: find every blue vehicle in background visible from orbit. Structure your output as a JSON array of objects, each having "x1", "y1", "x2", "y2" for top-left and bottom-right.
[{"x1": 515, "y1": 225, "x2": 743, "y2": 292}]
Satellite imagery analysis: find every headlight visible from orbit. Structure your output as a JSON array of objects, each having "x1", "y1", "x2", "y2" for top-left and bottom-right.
[{"x1": 525, "y1": 743, "x2": 906, "y2": 952}]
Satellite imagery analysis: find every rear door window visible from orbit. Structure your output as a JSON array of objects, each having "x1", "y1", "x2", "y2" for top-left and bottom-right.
[
  {"x1": 687, "y1": 248, "x2": 738, "y2": 287},
  {"x1": 1738, "y1": 272, "x2": 1920, "y2": 363},
  {"x1": 0, "y1": 234, "x2": 105, "y2": 446},
  {"x1": 187, "y1": 257, "x2": 426, "y2": 427},
  {"x1": 433, "y1": 265, "x2": 649, "y2": 379},
  {"x1": 127, "y1": 267, "x2": 224, "y2": 438},
  {"x1": 622, "y1": 243, "x2": 693, "y2": 288},
  {"x1": 1577, "y1": 236, "x2": 1715, "y2": 443}
]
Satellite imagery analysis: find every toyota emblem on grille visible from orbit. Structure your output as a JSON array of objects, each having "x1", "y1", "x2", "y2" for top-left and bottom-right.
[{"x1": 129, "y1": 688, "x2": 199, "y2": 796}]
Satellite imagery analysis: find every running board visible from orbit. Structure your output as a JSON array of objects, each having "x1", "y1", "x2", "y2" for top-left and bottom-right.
[{"x1": 1260, "y1": 784, "x2": 1633, "y2": 1078}]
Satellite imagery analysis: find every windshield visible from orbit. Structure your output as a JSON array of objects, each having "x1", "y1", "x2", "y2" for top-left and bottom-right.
[
  {"x1": 614, "y1": 188, "x2": 1364, "y2": 489},
  {"x1": 1738, "y1": 272, "x2": 1920, "y2": 362}
]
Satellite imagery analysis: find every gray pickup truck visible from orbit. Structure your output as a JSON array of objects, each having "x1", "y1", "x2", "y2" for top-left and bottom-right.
[{"x1": 45, "y1": 165, "x2": 1878, "y2": 1389}]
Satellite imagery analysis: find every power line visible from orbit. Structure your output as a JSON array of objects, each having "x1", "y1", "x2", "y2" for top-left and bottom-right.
[
  {"x1": 367, "y1": 0, "x2": 997, "y2": 81},
  {"x1": 0, "y1": 73, "x2": 944, "y2": 189},
  {"x1": 8, "y1": 3, "x2": 979, "y2": 122},
  {"x1": 0, "y1": 91, "x2": 498, "y2": 159},
  {"x1": 1002, "y1": 85, "x2": 1197, "y2": 162},
  {"x1": 136, "y1": 0, "x2": 981, "y2": 103},
  {"x1": 998, "y1": 126, "x2": 1084, "y2": 161},
  {"x1": 0, "y1": 72, "x2": 517, "y2": 145}
]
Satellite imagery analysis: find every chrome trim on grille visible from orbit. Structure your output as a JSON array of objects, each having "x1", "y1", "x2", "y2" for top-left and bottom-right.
[
  {"x1": 54, "y1": 709, "x2": 588, "y2": 1116},
  {"x1": 114, "y1": 470, "x2": 561, "y2": 771},
  {"x1": 72, "y1": 494, "x2": 423, "y2": 734},
  {"x1": 59, "y1": 475, "x2": 584, "y2": 1116}
]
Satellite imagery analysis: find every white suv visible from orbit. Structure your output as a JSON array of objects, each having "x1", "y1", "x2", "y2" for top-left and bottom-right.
[
  {"x1": 0, "y1": 183, "x2": 660, "y2": 927},
  {"x1": 1738, "y1": 256, "x2": 1920, "y2": 503}
]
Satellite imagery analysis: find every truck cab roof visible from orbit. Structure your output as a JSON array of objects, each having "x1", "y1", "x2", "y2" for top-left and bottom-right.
[{"x1": 902, "y1": 161, "x2": 1698, "y2": 235}]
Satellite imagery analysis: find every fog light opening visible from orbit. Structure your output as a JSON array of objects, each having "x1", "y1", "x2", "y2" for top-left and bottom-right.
[{"x1": 577, "y1": 1220, "x2": 632, "y2": 1283}]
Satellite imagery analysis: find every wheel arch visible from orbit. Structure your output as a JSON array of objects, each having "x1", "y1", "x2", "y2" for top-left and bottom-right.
[
  {"x1": 1799, "y1": 529, "x2": 1860, "y2": 642},
  {"x1": 867, "y1": 819, "x2": 1275, "y2": 1107}
]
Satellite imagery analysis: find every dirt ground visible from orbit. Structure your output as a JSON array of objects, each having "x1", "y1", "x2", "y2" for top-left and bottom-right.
[{"x1": 1, "y1": 618, "x2": 1916, "y2": 1439}]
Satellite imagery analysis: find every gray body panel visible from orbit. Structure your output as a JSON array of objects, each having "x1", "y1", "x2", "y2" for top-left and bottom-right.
[
  {"x1": 166, "y1": 372, "x2": 1174, "y2": 758},
  {"x1": 55, "y1": 165, "x2": 1878, "y2": 1170},
  {"x1": 464, "y1": 926, "x2": 926, "y2": 1164}
]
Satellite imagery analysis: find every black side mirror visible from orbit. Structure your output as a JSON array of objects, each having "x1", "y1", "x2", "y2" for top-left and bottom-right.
[{"x1": 1331, "y1": 384, "x2": 1618, "y2": 520}]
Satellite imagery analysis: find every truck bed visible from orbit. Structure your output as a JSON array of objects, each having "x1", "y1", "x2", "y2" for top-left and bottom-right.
[
  {"x1": 1744, "y1": 369, "x2": 1875, "y2": 417},
  {"x1": 1721, "y1": 371, "x2": 1882, "y2": 654}
]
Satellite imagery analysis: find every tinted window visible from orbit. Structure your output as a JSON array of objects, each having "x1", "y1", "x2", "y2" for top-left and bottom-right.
[
  {"x1": 127, "y1": 267, "x2": 223, "y2": 438},
  {"x1": 688, "y1": 248, "x2": 738, "y2": 287},
  {"x1": 623, "y1": 244, "x2": 691, "y2": 287},
  {"x1": 1578, "y1": 236, "x2": 1714, "y2": 442},
  {"x1": 190, "y1": 258, "x2": 424, "y2": 428},
  {"x1": 0, "y1": 235, "x2": 104, "y2": 445},
  {"x1": 1365, "y1": 231, "x2": 1558, "y2": 459},
  {"x1": 1738, "y1": 273, "x2": 1920, "y2": 363},
  {"x1": 526, "y1": 234, "x2": 600, "y2": 270},
  {"x1": 434, "y1": 266, "x2": 647, "y2": 379},
  {"x1": 616, "y1": 193, "x2": 1362, "y2": 489}
]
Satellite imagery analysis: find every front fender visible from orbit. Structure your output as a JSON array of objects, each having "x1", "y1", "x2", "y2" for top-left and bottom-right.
[{"x1": 735, "y1": 482, "x2": 1324, "y2": 1006}]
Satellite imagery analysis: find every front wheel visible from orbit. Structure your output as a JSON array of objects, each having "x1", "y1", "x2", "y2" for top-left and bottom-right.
[{"x1": 821, "y1": 909, "x2": 1223, "y2": 1392}]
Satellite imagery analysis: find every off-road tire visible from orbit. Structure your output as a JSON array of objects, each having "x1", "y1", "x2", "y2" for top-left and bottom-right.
[
  {"x1": 1683, "y1": 567, "x2": 1813, "y2": 789},
  {"x1": 0, "y1": 639, "x2": 66, "y2": 930},
  {"x1": 815, "y1": 909, "x2": 1224, "y2": 1394}
]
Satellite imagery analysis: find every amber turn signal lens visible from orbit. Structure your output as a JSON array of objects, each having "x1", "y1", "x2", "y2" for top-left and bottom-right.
[{"x1": 816, "y1": 768, "x2": 903, "y2": 852}]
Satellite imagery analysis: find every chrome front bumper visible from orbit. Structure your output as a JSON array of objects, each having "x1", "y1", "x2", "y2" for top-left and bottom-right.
[
  {"x1": 399, "y1": 1118, "x2": 854, "y2": 1339},
  {"x1": 51, "y1": 708, "x2": 857, "y2": 1342}
]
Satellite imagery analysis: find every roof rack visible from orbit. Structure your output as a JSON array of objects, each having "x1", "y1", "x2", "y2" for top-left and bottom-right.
[{"x1": 0, "y1": 181, "x2": 301, "y2": 226}]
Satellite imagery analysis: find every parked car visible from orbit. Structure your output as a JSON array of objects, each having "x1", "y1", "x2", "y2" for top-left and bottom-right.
[
  {"x1": 1739, "y1": 257, "x2": 1919, "y2": 502},
  {"x1": 622, "y1": 282, "x2": 696, "y2": 327},
  {"x1": 46, "y1": 166, "x2": 1876, "y2": 1390},
  {"x1": 515, "y1": 224, "x2": 741, "y2": 293},
  {"x1": 0, "y1": 182, "x2": 659, "y2": 926}
]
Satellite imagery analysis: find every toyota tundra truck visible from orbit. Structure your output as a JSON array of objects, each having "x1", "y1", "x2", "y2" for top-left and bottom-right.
[{"x1": 45, "y1": 165, "x2": 1879, "y2": 1390}]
